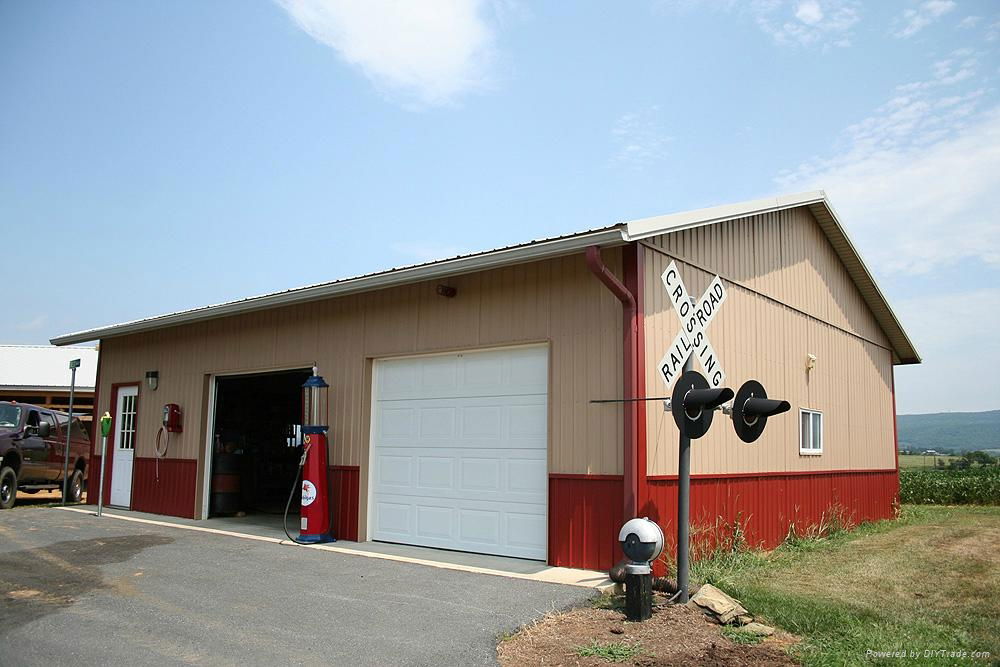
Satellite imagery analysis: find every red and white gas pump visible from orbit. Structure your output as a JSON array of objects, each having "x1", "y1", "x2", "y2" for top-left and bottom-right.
[{"x1": 283, "y1": 369, "x2": 335, "y2": 544}]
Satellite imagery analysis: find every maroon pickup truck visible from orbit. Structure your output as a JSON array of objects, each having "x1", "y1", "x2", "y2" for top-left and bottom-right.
[{"x1": 0, "y1": 401, "x2": 90, "y2": 509}]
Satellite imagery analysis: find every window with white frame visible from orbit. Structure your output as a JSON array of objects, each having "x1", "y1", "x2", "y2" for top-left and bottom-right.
[{"x1": 800, "y1": 409, "x2": 823, "y2": 455}]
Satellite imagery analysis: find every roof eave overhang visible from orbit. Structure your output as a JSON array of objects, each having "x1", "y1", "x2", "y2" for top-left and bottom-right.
[
  {"x1": 0, "y1": 385, "x2": 96, "y2": 392},
  {"x1": 51, "y1": 227, "x2": 628, "y2": 346},
  {"x1": 805, "y1": 199, "x2": 921, "y2": 365}
]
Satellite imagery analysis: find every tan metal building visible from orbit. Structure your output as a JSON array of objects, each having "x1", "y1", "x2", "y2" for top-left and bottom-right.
[{"x1": 50, "y1": 192, "x2": 918, "y2": 570}]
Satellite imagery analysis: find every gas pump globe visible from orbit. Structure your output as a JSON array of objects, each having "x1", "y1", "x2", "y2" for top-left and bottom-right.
[
  {"x1": 301, "y1": 373, "x2": 329, "y2": 429},
  {"x1": 296, "y1": 370, "x2": 335, "y2": 544}
]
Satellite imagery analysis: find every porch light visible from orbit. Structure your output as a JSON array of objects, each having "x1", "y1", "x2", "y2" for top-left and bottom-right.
[{"x1": 146, "y1": 370, "x2": 159, "y2": 391}]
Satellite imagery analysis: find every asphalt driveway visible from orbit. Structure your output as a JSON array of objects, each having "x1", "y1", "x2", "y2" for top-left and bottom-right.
[{"x1": 0, "y1": 507, "x2": 592, "y2": 666}]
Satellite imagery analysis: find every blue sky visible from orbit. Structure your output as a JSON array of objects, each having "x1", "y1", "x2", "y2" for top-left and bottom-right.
[{"x1": 2, "y1": 0, "x2": 998, "y2": 414}]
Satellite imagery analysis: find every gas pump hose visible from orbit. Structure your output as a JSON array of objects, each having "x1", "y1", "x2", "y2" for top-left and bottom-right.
[
  {"x1": 154, "y1": 427, "x2": 169, "y2": 482},
  {"x1": 281, "y1": 441, "x2": 334, "y2": 545}
]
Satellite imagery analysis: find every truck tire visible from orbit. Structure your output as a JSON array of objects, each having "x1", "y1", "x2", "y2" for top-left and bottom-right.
[
  {"x1": 0, "y1": 466, "x2": 16, "y2": 510},
  {"x1": 64, "y1": 469, "x2": 84, "y2": 503}
]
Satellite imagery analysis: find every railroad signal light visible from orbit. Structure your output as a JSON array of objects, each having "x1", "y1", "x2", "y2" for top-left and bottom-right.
[
  {"x1": 731, "y1": 379, "x2": 791, "y2": 443},
  {"x1": 670, "y1": 370, "x2": 735, "y2": 439}
]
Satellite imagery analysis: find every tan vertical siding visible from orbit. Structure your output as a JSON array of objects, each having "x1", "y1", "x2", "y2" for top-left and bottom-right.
[
  {"x1": 96, "y1": 252, "x2": 625, "y2": 484},
  {"x1": 648, "y1": 207, "x2": 889, "y2": 348},
  {"x1": 643, "y1": 209, "x2": 896, "y2": 476}
]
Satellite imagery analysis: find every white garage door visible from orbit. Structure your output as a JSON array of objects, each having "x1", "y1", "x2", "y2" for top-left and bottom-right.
[{"x1": 370, "y1": 346, "x2": 548, "y2": 560}]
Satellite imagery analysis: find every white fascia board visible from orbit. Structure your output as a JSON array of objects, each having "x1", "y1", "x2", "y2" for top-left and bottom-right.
[
  {"x1": 623, "y1": 191, "x2": 827, "y2": 240},
  {"x1": 51, "y1": 227, "x2": 627, "y2": 346}
]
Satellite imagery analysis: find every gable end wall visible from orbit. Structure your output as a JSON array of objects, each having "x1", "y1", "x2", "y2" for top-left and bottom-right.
[{"x1": 643, "y1": 207, "x2": 897, "y2": 475}]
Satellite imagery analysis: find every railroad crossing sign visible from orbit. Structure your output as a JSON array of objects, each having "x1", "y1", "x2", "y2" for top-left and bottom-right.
[{"x1": 657, "y1": 261, "x2": 728, "y2": 389}]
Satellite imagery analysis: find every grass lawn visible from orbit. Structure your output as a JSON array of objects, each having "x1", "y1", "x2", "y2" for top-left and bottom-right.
[
  {"x1": 693, "y1": 505, "x2": 1000, "y2": 665},
  {"x1": 898, "y1": 453, "x2": 960, "y2": 469}
]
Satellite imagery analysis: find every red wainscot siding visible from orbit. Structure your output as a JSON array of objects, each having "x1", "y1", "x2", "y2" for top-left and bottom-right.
[
  {"x1": 549, "y1": 470, "x2": 898, "y2": 573},
  {"x1": 642, "y1": 469, "x2": 899, "y2": 573},
  {"x1": 132, "y1": 457, "x2": 199, "y2": 518},
  {"x1": 548, "y1": 474, "x2": 624, "y2": 571},
  {"x1": 329, "y1": 465, "x2": 360, "y2": 542}
]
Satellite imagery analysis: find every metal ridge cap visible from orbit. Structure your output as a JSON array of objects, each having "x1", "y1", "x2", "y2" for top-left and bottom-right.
[
  {"x1": 50, "y1": 226, "x2": 627, "y2": 345},
  {"x1": 622, "y1": 191, "x2": 826, "y2": 241}
]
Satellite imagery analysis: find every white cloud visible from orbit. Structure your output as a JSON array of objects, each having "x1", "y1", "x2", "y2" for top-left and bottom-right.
[
  {"x1": 988, "y1": 20, "x2": 1000, "y2": 41},
  {"x1": 776, "y1": 50, "x2": 1000, "y2": 276},
  {"x1": 957, "y1": 15, "x2": 981, "y2": 29},
  {"x1": 892, "y1": 0, "x2": 956, "y2": 38},
  {"x1": 610, "y1": 107, "x2": 673, "y2": 169},
  {"x1": 795, "y1": 0, "x2": 824, "y2": 25},
  {"x1": 276, "y1": 0, "x2": 497, "y2": 106},
  {"x1": 894, "y1": 288, "x2": 1000, "y2": 413},
  {"x1": 753, "y1": 0, "x2": 860, "y2": 48},
  {"x1": 657, "y1": 0, "x2": 860, "y2": 48}
]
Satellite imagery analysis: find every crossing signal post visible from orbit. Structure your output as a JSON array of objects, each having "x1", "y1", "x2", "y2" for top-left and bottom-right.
[
  {"x1": 671, "y1": 360, "x2": 733, "y2": 603},
  {"x1": 594, "y1": 263, "x2": 793, "y2": 612},
  {"x1": 666, "y1": 369, "x2": 790, "y2": 603}
]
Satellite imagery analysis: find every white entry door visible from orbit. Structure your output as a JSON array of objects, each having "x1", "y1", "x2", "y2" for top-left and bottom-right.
[
  {"x1": 110, "y1": 385, "x2": 138, "y2": 507},
  {"x1": 370, "y1": 346, "x2": 549, "y2": 560}
]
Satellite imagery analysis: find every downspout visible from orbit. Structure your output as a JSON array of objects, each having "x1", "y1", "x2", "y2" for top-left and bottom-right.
[{"x1": 585, "y1": 245, "x2": 639, "y2": 521}]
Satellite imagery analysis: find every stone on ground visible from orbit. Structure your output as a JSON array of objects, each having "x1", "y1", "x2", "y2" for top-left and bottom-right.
[
  {"x1": 686, "y1": 583, "x2": 748, "y2": 625},
  {"x1": 741, "y1": 622, "x2": 775, "y2": 636}
]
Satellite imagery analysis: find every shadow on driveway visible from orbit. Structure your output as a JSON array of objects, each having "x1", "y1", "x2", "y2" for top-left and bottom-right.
[{"x1": 0, "y1": 534, "x2": 174, "y2": 631}]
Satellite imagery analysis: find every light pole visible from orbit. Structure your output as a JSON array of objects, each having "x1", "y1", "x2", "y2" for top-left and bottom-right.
[{"x1": 62, "y1": 358, "x2": 80, "y2": 505}]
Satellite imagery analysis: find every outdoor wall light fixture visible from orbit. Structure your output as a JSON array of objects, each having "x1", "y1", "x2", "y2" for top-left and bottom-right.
[
  {"x1": 436, "y1": 284, "x2": 457, "y2": 298},
  {"x1": 146, "y1": 370, "x2": 159, "y2": 391},
  {"x1": 806, "y1": 354, "x2": 817, "y2": 371}
]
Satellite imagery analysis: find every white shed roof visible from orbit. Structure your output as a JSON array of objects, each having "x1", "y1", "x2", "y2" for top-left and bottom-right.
[
  {"x1": 0, "y1": 345, "x2": 99, "y2": 391},
  {"x1": 50, "y1": 191, "x2": 919, "y2": 364}
]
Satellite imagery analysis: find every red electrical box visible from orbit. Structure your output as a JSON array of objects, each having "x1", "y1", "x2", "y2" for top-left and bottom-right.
[{"x1": 162, "y1": 403, "x2": 182, "y2": 433}]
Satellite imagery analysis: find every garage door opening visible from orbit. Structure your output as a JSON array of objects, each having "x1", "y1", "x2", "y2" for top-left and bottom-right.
[{"x1": 209, "y1": 369, "x2": 312, "y2": 527}]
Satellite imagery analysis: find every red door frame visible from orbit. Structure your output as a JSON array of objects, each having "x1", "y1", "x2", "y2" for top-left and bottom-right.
[{"x1": 103, "y1": 382, "x2": 140, "y2": 508}]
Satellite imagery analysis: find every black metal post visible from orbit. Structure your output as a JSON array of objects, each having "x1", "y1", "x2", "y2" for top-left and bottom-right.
[
  {"x1": 676, "y1": 354, "x2": 694, "y2": 603},
  {"x1": 61, "y1": 365, "x2": 77, "y2": 505},
  {"x1": 625, "y1": 571, "x2": 653, "y2": 621}
]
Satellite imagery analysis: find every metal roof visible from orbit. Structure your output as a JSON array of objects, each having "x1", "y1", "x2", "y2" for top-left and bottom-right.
[
  {"x1": 0, "y1": 345, "x2": 99, "y2": 390},
  {"x1": 49, "y1": 226, "x2": 625, "y2": 346},
  {"x1": 49, "y1": 191, "x2": 919, "y2": 365}
]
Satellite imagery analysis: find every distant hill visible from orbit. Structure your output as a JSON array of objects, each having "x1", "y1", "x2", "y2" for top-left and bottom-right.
[{"x1": 897, "y1": 410, "x2": 1000, "y2": 453}]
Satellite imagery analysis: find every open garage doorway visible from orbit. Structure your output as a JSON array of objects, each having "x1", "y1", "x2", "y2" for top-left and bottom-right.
[{"x1": 207, "y1": 368, "x2": 312, "y2": 534}]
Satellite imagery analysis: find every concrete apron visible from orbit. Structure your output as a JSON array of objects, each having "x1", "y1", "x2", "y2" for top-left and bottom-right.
[{"x1": 56, "y1": 506, "x2": 615, "y2": 591}]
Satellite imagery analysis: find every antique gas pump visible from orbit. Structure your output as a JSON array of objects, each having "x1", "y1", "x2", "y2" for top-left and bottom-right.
[{"x1": 283, "y1": 369, "x2": 335, "y2": 544}]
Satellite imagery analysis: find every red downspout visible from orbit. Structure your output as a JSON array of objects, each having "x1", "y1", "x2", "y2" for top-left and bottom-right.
[
  {"x1": 624, "y1": 245, "x2": 647, "y2": 515},
  {"x1": 585, "y1": 244, "x2": 640, "y2": 521}
]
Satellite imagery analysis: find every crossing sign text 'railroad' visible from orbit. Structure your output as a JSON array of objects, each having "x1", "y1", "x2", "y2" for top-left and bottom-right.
[{"x1": 657, "y1": 261, "x2": 728, "y2": 389}]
